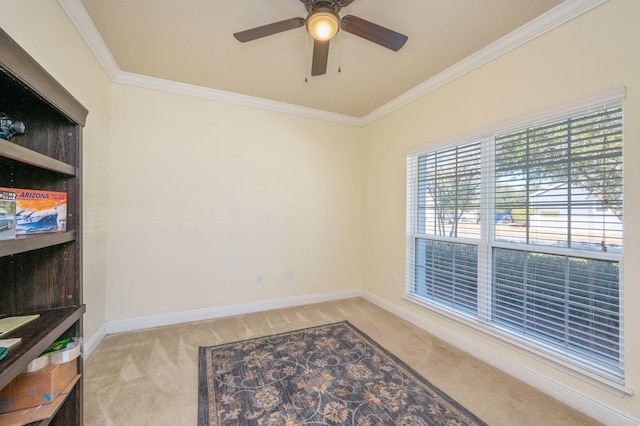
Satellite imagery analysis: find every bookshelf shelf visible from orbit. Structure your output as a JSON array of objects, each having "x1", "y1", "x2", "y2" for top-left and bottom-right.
[
  {"x1": 0, "y1": 306, "x2": 85, "y2": 391},
  {"x1": 0, "y1": 231, "x2": 76, "y2": 257},
  {"x1": 0, "y1": 139, "x2": 76, "y2": 176}
]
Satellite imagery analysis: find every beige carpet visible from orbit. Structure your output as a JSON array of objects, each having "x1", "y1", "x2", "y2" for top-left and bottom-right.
[{"x1": 84, "y1": 298, "x2": 601, "y2": 425}]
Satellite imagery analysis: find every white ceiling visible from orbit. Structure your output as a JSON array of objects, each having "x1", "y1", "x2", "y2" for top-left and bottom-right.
[{"x1": 63, "y1": 0, "x2": 595, "y2": 122}]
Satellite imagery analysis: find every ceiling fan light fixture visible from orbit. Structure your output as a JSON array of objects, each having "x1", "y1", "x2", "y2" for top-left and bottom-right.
[{"x1": 306, "y1": 9, "x2": 340, "y2": 41}]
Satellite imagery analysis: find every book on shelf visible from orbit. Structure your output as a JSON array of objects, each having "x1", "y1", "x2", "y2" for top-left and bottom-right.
[
  {"x1": 0, "y1": 338, "x2": 21, "y2": 349},
  {"x1": 0, "y1": 188, "x2": 67, "y2": 236},
  {"x1": 0, "y1": 338, "x2": 21, "y2": 360},
  {"x1": 0, "y1": 189, "x2": 16, "y2": 241},
  {"x1": 0, "y1": 315, "x2": 40, "y2": 335}
]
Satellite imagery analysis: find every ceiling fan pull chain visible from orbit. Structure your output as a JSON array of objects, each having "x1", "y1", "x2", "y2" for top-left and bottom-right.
[
  {"x1": 338, "y1": 30, "x2": 342, "y2": 73},
  {"x1": 305, "y1": 33, "x2": 309, "y2": 82}
]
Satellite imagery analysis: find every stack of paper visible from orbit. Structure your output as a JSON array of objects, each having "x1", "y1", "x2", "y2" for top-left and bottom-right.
[
  {"x1": 0, "y1": 315, "x2": 40, "y2": 335},
  {"x1": 0, "y1": 338, "x2": 21, "y2": 349}
]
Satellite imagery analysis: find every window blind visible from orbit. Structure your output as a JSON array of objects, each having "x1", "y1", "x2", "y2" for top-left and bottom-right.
[
  {"x1": 416, "y1": 142, "x2": 482, "y2": 239},
  {"x1": 494, "y1": 106, "x2": 623, "y2": 252},
  {"x1": 492, "y1": 104, "x2": 623, "y2": 376},
  {"x1": 409, "y1": 141, "x2": 482, "y2": 315},
  {"x1": 406, "y1": 97, "x2": 624, "y2": 382}
]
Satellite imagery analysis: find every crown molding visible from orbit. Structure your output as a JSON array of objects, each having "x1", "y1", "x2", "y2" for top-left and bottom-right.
[
  {"x1": 114, "y1": 71, "x2": 364, "y2": 126},
  {"x1": 360, "y1": 0, "x2": 609, "y2": 125},
  {"x1": 57, "y1": 0, "x2": 120, "y2": 80},
  {"x1": 58, "y1": 0, "x2": 608, "y2": 127}
]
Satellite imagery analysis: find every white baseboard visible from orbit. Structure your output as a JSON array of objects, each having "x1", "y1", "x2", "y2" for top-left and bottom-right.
[
  {"x1": 83, "y1": 322, "x2": 106, "y2": 360},
  {"x1": 83, "y1": 290, "x2": 360, "y2": 361},
  {"x1": 360, "y1": 290, "x2": 640, "y2": 426},
  {"x1": 104, "y1": 289, "x2": 362, "y2": 335}
]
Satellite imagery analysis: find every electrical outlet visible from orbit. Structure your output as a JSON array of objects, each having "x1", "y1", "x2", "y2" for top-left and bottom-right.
[
  {"x1": 256, "y1": 273, "x2": 263, "y2": 283},
  {"x1": 392, "y1": 274, "x2": 398, "y2": 285},
  {"x1": 287, "y1": 270, "x2": 294, "y2": 280}
]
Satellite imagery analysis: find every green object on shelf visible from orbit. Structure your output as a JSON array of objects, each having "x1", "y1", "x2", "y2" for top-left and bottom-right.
[
  {"x1": 42, "y1": 337, "x2": 71, "y2": 354},
  {"x1": 0, "y1": 346, "x2": 7, "y2": 361}
]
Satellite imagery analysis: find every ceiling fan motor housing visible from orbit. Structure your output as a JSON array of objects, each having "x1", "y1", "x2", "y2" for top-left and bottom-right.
[{"x1": 302, "y1": 0, "x2": 342, "y2": 14}]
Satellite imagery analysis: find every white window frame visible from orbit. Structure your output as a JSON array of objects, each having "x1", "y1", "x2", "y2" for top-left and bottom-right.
[{"x1": 405, "y1": 88, "x2": 631, "y2": 396}]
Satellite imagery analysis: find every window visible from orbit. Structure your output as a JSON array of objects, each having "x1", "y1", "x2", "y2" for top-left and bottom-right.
[
  {"x1": 406, "y1": 94, "x2": 624, "y2": 382},
  {"x1": 412, "y1": 142, "x2": 481, "y2": 315}
]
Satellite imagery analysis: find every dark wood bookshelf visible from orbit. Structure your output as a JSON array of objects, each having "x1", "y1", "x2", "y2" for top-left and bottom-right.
[{"x1": 0, "y1": 27, "x2": 87, "y2": 425}]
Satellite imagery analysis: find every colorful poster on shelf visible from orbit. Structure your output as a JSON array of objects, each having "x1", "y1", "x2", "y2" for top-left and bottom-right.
[
  {"x1": 0, "y1": 188, "x2": 16, "y2": 240},
  {"x1": 0, "y1": 188, "x2": 67, "y2": 236}
]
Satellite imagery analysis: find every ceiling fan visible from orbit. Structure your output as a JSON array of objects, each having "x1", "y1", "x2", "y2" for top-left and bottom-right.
[{"x1": 233, "y1": 0, "x2": 408, "y2": 76}]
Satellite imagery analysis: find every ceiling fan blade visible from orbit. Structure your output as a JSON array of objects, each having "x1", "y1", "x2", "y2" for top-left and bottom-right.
[
  {"x1": 311, "y1": 39, "x2": 330, "y2": 76},
  {"x1": 341, "y1": 15, "x2": 408, "y2": 51},
  {"x1": 234, "y1": 17, "x2": 305, "y2": 42}
]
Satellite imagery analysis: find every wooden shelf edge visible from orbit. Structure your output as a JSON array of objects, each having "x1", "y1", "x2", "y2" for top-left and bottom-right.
[
  {"x1": 0, "y1": 231, "x2": 76, "y2": 257},
  {"x1": 0, "y1": 28, "x2": 88, "y2": 127},
  {"x1": 0, "y1": 305, "x2": 85, "y2": 391},
  {"x1": 0, "y1": 139, "x2": 76, "y2": 176}
]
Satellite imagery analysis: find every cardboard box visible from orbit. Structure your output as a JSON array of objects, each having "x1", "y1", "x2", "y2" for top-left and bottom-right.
[
  {"x1": 0, "y1": 359, "x2": 77, "y2": 413},
  {"x1": 0, "y1": 188, "x2": 67, "y2": 236},
  {"x1": 0, "y1": 190, "x2": 16, "y2": 241},
  {"x1": 0, "y1": 374, "x2": 80, "y2": 425}
]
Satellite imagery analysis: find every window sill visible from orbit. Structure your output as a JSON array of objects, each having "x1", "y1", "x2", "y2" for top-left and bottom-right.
[{"x1": 402, "y1": 294, "x2": 635, "y2": 398}]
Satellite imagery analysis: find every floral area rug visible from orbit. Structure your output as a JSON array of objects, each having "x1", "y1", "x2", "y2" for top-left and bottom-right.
[{"x1": 198, "y1": 321, "x2": 487, "y2": 425}]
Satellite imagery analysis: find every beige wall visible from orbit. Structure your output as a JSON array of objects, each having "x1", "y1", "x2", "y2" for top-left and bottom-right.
[
  {"x1": 0, "y1": 1, "x2": 112, "y2": 343},
  {"x1": 2, "y1": 0, "x2": 639, "y2": 421},
  {"x1": 105, "y1": 85, "x2": 364, "y2": 319},
  {"x1": 363, "y1": 0, "x2": 639, "y2": 419}
]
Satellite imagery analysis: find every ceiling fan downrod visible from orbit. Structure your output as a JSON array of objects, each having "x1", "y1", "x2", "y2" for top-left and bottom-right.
[{"x1": 301, "y1": 0, "x2": 342, "y2": 14}]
